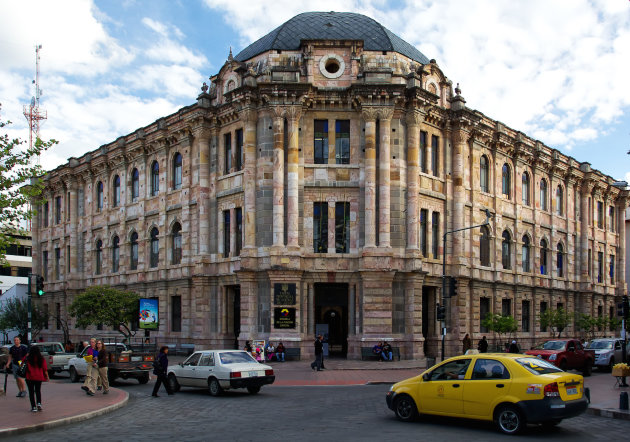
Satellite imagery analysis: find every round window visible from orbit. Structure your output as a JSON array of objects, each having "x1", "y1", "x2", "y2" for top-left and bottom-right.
[{"x1": 319, "y1": 54, "x2": 345, "y2": 79}]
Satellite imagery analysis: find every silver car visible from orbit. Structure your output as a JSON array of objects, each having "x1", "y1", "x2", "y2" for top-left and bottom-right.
[
  {"x1": 586, "y1": 338, "x2": 624, "y2": 371},
  {"x1": 167, "y1": 350, "x2": 275, "y2": 396}
]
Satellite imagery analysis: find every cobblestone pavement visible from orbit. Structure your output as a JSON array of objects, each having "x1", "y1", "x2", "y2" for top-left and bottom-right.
[{"x1": 4, "y1": 380, "x2": 629, "y2": 442}]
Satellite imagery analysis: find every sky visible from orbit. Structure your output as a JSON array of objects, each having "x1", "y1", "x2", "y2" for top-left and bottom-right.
[{"x1": 0, "y1": 0, "x2": 629, "y2": 183}]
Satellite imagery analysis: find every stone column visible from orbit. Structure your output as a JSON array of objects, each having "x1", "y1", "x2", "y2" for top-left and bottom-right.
[
  {"x1": 327, "y1": 200, "x2": 335, "y2": 253},
  {"x1": 271, "y1": 108, "x2": 285, "y2": 248},
  {"x1": 229, "y1": 207, "x2": 236, "y2": 258},
  {"x1": 406, "y1": 111, "x2": 422, "y2": 250},
  {"x1": 378, "y1": 108, "x2": 394, "y2": 248},
  {"x1": 616, "y1": 199, "x2": 627, "y2": 292},
  {"x1": 68, "y1": 178, "x2": 78, "y2": 279},
  {"x1": 193, "y1": 125, "x2": 212, "y2": 255},
  {"x1": 240, "y1": 108, "x2": 258, "y2": 251},
  {"x1": 451, "y1": 122, "x2": 468, "y2": 265},
  {"x1": 286, "y1": 106, "x2": 302, "y2": 249},
  {"x1": 405, "y1": 272, "x2": 425, "y2": 359},
  {"x1": 349, "y1": 284, "x2": 356, "y2": 335},
  {"x1": 362, "y1": 108, "x2": 378, "y2": 248},
  {"x1": 579, "y1": 182, "x2": 593, "y2": 281}
]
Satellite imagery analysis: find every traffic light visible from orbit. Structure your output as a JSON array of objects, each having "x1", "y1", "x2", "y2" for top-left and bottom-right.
[
  {"x1": 618, "y1": 295, "x2": 629, "y2": 320},
  {"x1": 448, "y1": 276, "x2": 458, "y2": 298},
  {"x1": 36, "y1": 276, "x2": 45, "y2": 296},
  {"x1": 436, "y1": 304, "x2": 446, "y2": 321}
]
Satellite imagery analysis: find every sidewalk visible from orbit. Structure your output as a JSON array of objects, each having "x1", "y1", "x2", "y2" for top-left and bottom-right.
[
  {"x1": 0, "y1": 376, "x2": 128, "y2": 436},
  {"x1": 583, "y1": 372, "x2": 630, "y2": 421}
]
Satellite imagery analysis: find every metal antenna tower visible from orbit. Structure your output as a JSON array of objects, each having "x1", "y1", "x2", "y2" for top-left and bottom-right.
[{"x1": 23, "y1": 44, "x2": 47, "y2": 166}]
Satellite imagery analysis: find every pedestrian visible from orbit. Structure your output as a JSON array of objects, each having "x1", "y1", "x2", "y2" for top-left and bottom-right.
[
  {"x1": 310, "y1": 335, "x2": 324, "y2": 371},
  {"x1": 81, "y1": 338, "x2": 98, "y2": 396},
  {"x1": 95, "y1": 340, "x2": 109, "y2": 394},
  {"x1": 5, "y1": 336, "x2": 28, "y2": 397},
  {"x1": 372, "y1": 341, "x2": 383, "y2": 360},
  {"x1": 244, "y1": 341, "x2": 253, "y2": 354},
  {"x1": 462, "y1": 333, "x2": 472, "y2": 354},
  {"x1": 23, "y1": 345, "x2": 48, "y2": 412},
  {"x1": 152, "y1": 346, "x2": 173, "y2": 397},
  {"x1": 477, "y1": 336, "x2": 489, "y2": 353},
  {"x1": 275, "y1": 342, "x2": 286, "y2": 362},
  {"x1": 382, "y1": 341, "x2": 394, "y2": 361},
  {"x1": 508, "y1": 340, "x2": 520, "y2": 353}
]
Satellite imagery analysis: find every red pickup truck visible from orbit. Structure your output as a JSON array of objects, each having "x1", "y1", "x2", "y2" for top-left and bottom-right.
[{"x1": 525, "y1": 339, "x2": 594, "y2": 376}]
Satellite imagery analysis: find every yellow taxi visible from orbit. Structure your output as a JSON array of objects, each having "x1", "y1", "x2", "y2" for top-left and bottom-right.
[{"x1": 386, "y1": 354, "x2": 588, "y2": 434}]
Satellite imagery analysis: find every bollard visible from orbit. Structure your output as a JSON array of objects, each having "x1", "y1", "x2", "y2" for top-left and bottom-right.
[
  {"x1": 584, "y1": 387, "x2": 590, "y2": 403},
  {"x1": 620, "y1": 392, "x2": 629, "y2": 411}
]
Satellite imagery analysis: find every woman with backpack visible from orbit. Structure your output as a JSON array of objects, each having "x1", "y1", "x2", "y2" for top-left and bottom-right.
[
  {"x1": 23, "y1": 345, "x2": 49, "y2": 412},
  {"x1": 151, "y1": 346, "x2": 173, "y2": 397}
]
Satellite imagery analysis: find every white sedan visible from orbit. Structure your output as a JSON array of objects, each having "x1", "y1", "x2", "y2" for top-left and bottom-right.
[{"x1": 167, "y1": 350, "x2": 275, "y2": 396}]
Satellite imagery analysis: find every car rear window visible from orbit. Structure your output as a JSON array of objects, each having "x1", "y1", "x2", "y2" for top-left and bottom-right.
[
  {"x1": 542, "y1": 341, "x2": 566, "y2": 350},
  {"x1": 219, "y1": 352, "x2": 256, "y2": 364},
  {"x1": 516, "y1": 358, "x2": 563, "y2": 375}
]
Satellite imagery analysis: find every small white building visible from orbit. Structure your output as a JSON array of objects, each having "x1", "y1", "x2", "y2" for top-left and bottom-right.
[{"x1": 0, "y1": 283, "x2": 28, "y2": 343}]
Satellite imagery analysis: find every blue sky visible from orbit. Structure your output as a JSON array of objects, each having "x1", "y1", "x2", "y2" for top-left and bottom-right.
[{"x1": 1, "y1": 0, "x2": 628, "y2": 183}]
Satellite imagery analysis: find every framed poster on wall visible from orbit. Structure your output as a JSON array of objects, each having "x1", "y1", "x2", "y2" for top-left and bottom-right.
[
  {"x1": 274, "y1": 283, "x2": 296, "y2": 305},
  {"x1": 274, "y1": 307, "x2": 296, "y2": 329},
  {"x1": 139, "y1": 298, "x2": 159, "y2": 329}
]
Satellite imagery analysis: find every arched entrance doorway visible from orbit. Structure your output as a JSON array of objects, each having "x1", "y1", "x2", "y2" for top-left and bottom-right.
[{"x1": 314, "y1": 283, "x2": 348, "y2": 357}]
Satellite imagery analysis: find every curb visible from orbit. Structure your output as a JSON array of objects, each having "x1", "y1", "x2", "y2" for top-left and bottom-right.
[
  {"x1": 0, "y1": 390, "x2": 129, "y2": 437},
  {"x1": 586, "y1": 406, "x2": 630, "y2": 421}
]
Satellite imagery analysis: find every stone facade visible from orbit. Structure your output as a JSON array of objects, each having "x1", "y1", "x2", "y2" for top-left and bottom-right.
[{"x1": 33, "y1": 13, "x2": 629, "y2": 359}]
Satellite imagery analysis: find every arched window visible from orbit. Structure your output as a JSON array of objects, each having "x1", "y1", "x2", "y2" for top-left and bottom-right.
[
  {"x1": 113, "y1": 175, "x2": 121, "y2": 207},
  {"x1": 540, "y1": 179, "x2": 548, "y2": 211},
  {"x1": 97, "y1": 181, "x2": 104, "y2": 211},
  {"x1": 151, "y1": 161, "x2": 159, "y2": 196},
  {"x1": 502, "y1": 164, "x2": 511, "y2": 198},
  {"x1": 172, "y1": 153, "x2": 182, "y2": 190},
  {"x1": 150, "y1": 227, "x2": 159, "y2": 268},
  {"x1": 112, "y1": 236, "x2": 120, "y2": 273},
  {"x1": 95, "y1": 239, "x2": 103, "y2": 274},
  {"x1": 522, "y1": 235, "x2": 530, "y2": 272},
  {"x1": 522, "y1": 172, "x2": 530, "y2": 206},
  {"x1": 131, "y1": 168, "x2": 139, "y2": 201},
  {"x1": 172, "y1": 223, "x2": 182, "y2": 265},
  {"x1": 555, "y1": 186, "x2": 563, "y2": 216},
  {"x1": 502, "y1": 230, "x2": 511, "y2": 270},
  {"x1": 130, "y1": 232, "x2": 138, "y2": 270},
  {"x1": 540, "y1": 239, "x2": 548, "y2": 275},
  {"x1": 557, "y1": 243, "x2": 564, "y2": 278},
  {"x1": 480, "y1": 155, "x2": 489, "y2": 193},
  {"x1": 480, "y1": 225, "x2": 490, "y2": 267}
]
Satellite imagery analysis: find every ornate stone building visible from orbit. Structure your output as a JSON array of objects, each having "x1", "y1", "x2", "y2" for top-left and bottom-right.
[{"x1": 33, "y1": 12, "x2": 628, "y2": 359}]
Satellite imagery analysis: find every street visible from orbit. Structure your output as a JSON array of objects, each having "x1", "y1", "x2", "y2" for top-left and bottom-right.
[{"x1": 5, "y1": 375, "x2": 630, "y2": 442}]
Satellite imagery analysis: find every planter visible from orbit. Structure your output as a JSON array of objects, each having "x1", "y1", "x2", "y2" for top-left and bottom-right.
[{"x1": 612, "y1": 367, "x2": 630, "y2": 377}]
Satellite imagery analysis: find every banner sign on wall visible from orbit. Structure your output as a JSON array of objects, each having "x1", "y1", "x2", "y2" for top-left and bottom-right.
[
  {"x1": 139, "y1": 298, "x2": 159, "y2": 329},
  {"x1": 274, "y1": 307, "x2": 296, "y2": 329},
  {"x1": 274, "y1": 283, "x2": 296, "y2": 305}
]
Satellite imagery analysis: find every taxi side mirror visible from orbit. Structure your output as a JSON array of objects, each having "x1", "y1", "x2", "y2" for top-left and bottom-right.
[{"x1": 422, "y1": 373, "x2": 431, "y2": 382}]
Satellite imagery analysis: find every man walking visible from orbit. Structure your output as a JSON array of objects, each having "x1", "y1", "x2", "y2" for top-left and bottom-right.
[
  {"x1": 5, "y1": 336, "x2": 28, "y2": 397},
  {"x1": 478, "y1": 336, "x2": 489, "y2": 353},
  {"x1": 81, "y1": 338, "x2": 98, "y2": 396},
  {"x1": 310, "y1": 335, "x2": 323, "y2": 371}
]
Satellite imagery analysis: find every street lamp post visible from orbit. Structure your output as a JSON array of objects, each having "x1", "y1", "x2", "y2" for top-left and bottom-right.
[{"x1": 440, "y1": 209, "x2": 493, "y2": 362}]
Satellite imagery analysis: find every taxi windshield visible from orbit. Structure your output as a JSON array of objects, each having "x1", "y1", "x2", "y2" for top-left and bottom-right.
[
  {"x1": 587, "y1": 341, "x2": 613, "y2": 350},
  {"x1": 542, "y1": 341, "x2": 566, "y2": 350},
  {"x1": 516, "y1": 358, "x2": 563, "y2": 375}
]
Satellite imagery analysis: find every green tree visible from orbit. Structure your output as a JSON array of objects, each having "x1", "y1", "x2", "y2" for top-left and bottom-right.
[
  {"x1": 539, "y1": 307, "x2": 573, "y2": 338},
  {"x1": 574, "y1": 313, "x2": 609, "y2": 341},
  {"x1": 69, "y1": 286, "x2": 140, "y2": 338},
  {"x1": 481, "y1": 313, "x2": 518, "y2": 350},
  {"x1": 0, "y1": 105, "x2": 57, "y2": 265},
  {"x1": 0, "y1": 297, "x2": 48, "y2": 341}
]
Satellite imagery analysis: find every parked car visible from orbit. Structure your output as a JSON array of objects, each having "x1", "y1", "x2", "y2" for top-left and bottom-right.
[
  {"x1": 386, "y1": 354, "x2": 588, "y2": 434},
  {"x1": 32, "y1": 342, "x2": 75, "y2": 377},
  {"x1": 525, "y1": 339, "x2": 594, "y2": 376},
  {"x1": 67, "y1": 342, "x2": 153, "y2": 384},
  {"x1": 586, "y1": 338, "x2": 624, "y2": 371},
  {"x1": 167, "y1": 350, "x2": 275, "y2": 396}
]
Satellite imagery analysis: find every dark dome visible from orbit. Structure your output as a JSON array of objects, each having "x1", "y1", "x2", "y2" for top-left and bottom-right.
[{"x1": 234, "y1": 11, "x2": 430, "y2": 64}]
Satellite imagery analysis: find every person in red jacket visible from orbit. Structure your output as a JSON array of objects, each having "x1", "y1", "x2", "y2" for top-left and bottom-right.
[{"x1": 23, "y1": 345, "x2": 49, "y2": 412}]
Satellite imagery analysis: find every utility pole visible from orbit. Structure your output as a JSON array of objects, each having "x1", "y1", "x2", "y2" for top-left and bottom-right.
[{"x1": 440, "y1": 209, "x2": 493, "y2": 362}]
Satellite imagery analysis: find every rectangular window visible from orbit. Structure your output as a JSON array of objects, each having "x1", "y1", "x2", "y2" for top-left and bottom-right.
[
  {"x1": 235, "y1": 208, "x2": 242, "y2": 256},
  {"x1": 597, "y1": 201, "x2": 603, "y2": 228},
  {"x1": 314, "y1": 120, "x2": 329, "y2": 164},
  {"x1": 66, "y1": 245, "x2": 70, "y2": 274},
  {"x1": 42, "y1": 250, "x2": 48, "y2": 280},
  {"x1": 223, "y1": 210, "x2": 230, "y2": 258},
  {"x1": 313, "y1": 202, "x2": 328, "y2": 253},
  {"x1": 431, "y1": 135, "x2": 439, "y2": 176},
  {"x1": 224, "y1": 132, "x2": 232, "y2": 174},
  {"x1": 540, "y1": 301, "x2": 548, "y2": 331},
  {"x1": 54, "y1": 248, "x2": 60, "y2": 280},
  {"x1": 235, "y1": 129, "x2": 243, "y2": 171},
  {"x1": 431, "y1": 212, "x2": 440, "y2": 259},
  {"x1": 78, "y1": 188, "x2": 84, "y2": 216},
  {"x1": 335, "y1": 202, "x2": 350, "y2": 253},
  {"x1": 66, "y1": 192, "x2": 71, "y2": 221},
  {"x1": 55, "y1": 196, "x2": 61, "y2": 224},
  {"x1": 480, "y1": 297, "x2": 490, "y2": 333},
  {"x1": 522, "y1": 300, "x2": 530, "y2": 332},
  {"x1": 420, "y1": 131, "x2": 427, "y2": 173},
  {"x1": 502, "y1": 299, "x2": 512, "y2": 317},
  {"x1": 171, "y1": 296, "x2": 181, "y2": 332},
  {"x1": 335, "y1": 120, "x2": 350, "y2": 164},
  {"x1": 420, "y1": 209, "x2": 428, "y2": 257},
  {"x1": 56, "y1": 303, "x2": 61, "y2": 330},
  {"x1": 43, "y1": 202, "x2": 49, "y2": 227},
  {"x1": 588, "y1": 248, "x2": 592, "y2": 276},
  {"x1": 609, "y1": 254, "x2": 615, "y2": 282},
  {"x1": 597, "y1": 251, "x2": 603, "y2": 283},
  {"x1": 609, "y1": 206, "x2": 615, "y2": 232}
]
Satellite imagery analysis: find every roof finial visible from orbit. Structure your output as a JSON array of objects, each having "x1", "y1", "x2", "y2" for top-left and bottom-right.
[
  {"x1": 228, "y1": 46, "x2": 233, "y2": 61},
  {"x1": 455, "y1": 83, "x2": 461, "y2": 96}
]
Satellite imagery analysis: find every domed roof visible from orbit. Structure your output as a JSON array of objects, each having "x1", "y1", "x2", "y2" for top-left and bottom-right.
[{"x1": 234, "y1": 11, "x2": 430, "y2": 64}]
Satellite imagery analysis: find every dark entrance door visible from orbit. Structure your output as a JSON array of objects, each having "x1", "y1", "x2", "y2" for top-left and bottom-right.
[
  {"x1": 227, "y1": 286, "x2": 240, "y2": 349},
  {"x1": 422, "y1": 286, "x2": 437, "y2": 358},
  {"x1": 314, "y1": 283, "x2": 348, "y2": 357}
]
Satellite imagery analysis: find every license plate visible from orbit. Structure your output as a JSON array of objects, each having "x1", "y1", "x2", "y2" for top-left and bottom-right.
[
  {"x1": 131, "y1": 356, "x2": 142, "y2": 362},
  {"x1": 566, "y1": 387, "x2": 578, "y2": 395},
  {"x1": 247, "y1": 371, "x2": 262, "y2": 377}
]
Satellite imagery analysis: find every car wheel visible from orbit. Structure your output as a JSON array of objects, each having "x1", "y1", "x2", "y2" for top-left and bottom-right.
[
  {"x1": 168, "y1": 374, "x2": 181, "y2": 393},
  {"x1": 541, "y1": 419, "x2": 562, "y2": 428},
  {"x1": 208, "y1": 377, "x2": 222, "y2": 397},
  {"x1": 582, "y1": 361, "x2": 592, "y2": 377},
  {"x1": 69, "y1": 366, "x2": 79, "y2": 383},
  {"x1": 247, "y1": 386, "x2": 261, "y2": 395},
  {"x1": 495, "y1": 404, "x2": 525, "y2": 435},
  {"x1": 393, "y1": 395, "x2": 418, "y2": 422},
  {"x1": 138, "y1": 373, "x2": 150, "y2": 384},
  {"x1": 559, "y1": 360, "x2": 568, "y2": 371},
  {"x1": 608, "y1": 357, "x2": 614, "y2": 373}
]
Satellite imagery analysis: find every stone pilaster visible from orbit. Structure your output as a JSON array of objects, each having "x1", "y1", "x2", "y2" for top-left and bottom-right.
[
  {"x1": 378, "y1": 107, "x2": 394, "y2": 248},
  {"x1": 405, "y1": 111, "x2": 422, "y2": 250},
  {"x1": 286, "y1": 105, "x2": 302, "y2": 250},
  {"x1": 239, "y1": 108, "x2": 258, "y2": 252},
  {"x1": 579, "y1": 181, "x2": 594, "y2": 282},
  {"x1": 451, "y1": 122, "x2": 469, "y2": 267},
  {"x1": 192, "y1": 124, "x2": 213, "y2": 255},
  {"x1": 405, "y1": 272, "x2": 425, "y2": 359},
  {"x1": 362, "y1": 108, "x2": 378, "y2": 248},
  {"x1": 271, "y1": 108, "x2": 285, "y2": 248}
]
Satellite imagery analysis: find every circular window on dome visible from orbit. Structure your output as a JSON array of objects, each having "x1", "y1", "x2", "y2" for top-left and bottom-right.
[{"x1": 319, "y1": 54, "x2": 345, "y2": 79}]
